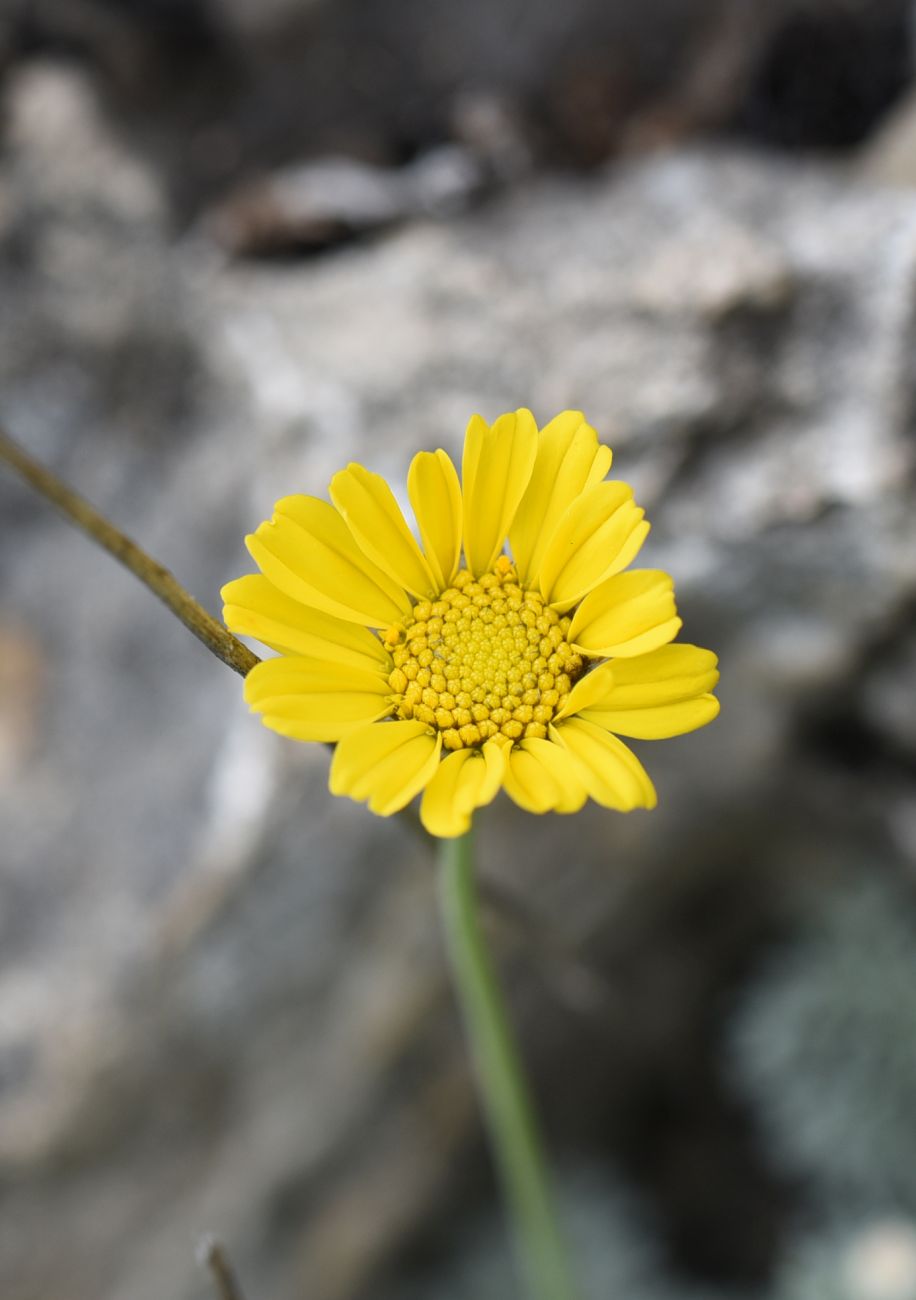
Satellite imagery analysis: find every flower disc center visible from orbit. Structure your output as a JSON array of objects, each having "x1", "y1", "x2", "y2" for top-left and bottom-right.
[{"x1": 386, "y1": 558, "x2": 585, "y2": 750}]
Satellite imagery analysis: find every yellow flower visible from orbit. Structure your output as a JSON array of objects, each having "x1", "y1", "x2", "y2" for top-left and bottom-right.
[{"x1": 222, "y1": 409, "x2": 719, "y2": 837}]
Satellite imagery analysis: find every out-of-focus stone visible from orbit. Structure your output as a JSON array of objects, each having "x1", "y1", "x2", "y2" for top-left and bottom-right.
[
  {"x1": 629, "y1": 219, "x2": 794, "y2": 320},
  {"x1": 774, "y1": 1220, "x2": 916, "y2": 1300},
  {"x1": 12, "y1": 0, "x2": 914, "y2": 219},
  {"x1": 861, "y1": 629, "x2": 916, "y2": 759},
  {"x1": 204, "y1": 148, "x2": 487, "y2": 257},
  {"x1": 0, "y1": 619, "x2": 44, "y2": 781},
  {"x1": 859, "y1": 85, "x2": 916, "y2": 189},
  {"x1": 847, "y1": 1222, "x2": 916, "y2": 1300},
  {"x1": 4, "y1": 61, "x2": 163, "y2": 224}
]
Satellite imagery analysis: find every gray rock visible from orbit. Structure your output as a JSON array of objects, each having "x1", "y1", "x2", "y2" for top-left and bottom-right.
[
  {"x1": 203, "y1": 147, "x2": 488, "y2": 257},
  {"x1": 862, "y1": 629, "x2": 916, "y2": 760},
  {"x1": 730, "y1": 875, "x2": 916, "y2": 1212},
  {"x1": 774, "y1": 1220, "x2": 916, "y2": 1300},
  {"x1": 382, "y1": 1170, "x2": 733, "y2": 1300},
  {"x1": 859, "y1": 85, "x2": 916, "y2": 189},
  {"x1": 15, "y1": 0, "x2": 910, "y2": 216}
]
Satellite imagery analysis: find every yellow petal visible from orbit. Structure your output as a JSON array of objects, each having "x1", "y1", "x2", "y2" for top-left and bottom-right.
[
  {"x1": 550, "y1": 717, "x2": 657, "y2": 811},
  {"x1": 537, "y1": 481, "x2": 650, "y2": 611},
  {"x1": 510, "y1": 411, "x2": 613, "y2": 585},
  {"x1": 244, "y1": 657, "x2": 393, "y2": 741},
  {"x1": 330, "y1": 462, "x2": 438, "y2": 599},
  {"x1": 246, "y1": 495, "x2": 412, "y2": 627},
  {"x1": 583, "y1": 696, "x2": 720, "y2": 740},
  {"x1": 473, "y1": 737, "x2": 510, "y2": 805},
  {"x1": 222, "y1": 574, "x2": 391, "y2": 670},
  {"x1": 407, "y1": 449, "x2": 463, "y2": 590},
  {"x1": 578, "y1": 644, "x2": 719, "y2": 707},
  {"x1": 553, "y1": 661, "x2": 616, "y2": 721},
  {"x1": 330, "y1": 720, "x2": 442, "y2": 816},
  {"x1": 420, "y1": 750, "x2": 476, "y2": 837},
  {"x1": 462, "y1": 409, "x2": 538, "y2": 576},
  {"x1": 568, "y1": 569, "x2": 682, "y2": 658},
  {"x1": 419, "y1": 738, "x2": 507, "y2": 838},
  {"x1": 578, "y1": 643, "x2": 720, "y2": 739},
  {"x1": 502, "y1": 737, "x2": 588, "y2": 814}
]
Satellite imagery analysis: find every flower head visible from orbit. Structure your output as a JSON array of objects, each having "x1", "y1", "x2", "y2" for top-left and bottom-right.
[{"x1": 222, "y1": 409, "x2": 719, "y2": 837}]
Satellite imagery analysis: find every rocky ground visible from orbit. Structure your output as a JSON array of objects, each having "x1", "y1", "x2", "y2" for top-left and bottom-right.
[{"x1": 2, "y1": 6, "x2": 916, "y2": 1299}]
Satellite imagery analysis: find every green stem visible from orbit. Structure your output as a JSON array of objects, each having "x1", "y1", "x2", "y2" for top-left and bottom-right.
[{"x1": 437, "y1": 829, "x2": 580, "y2": 1300}]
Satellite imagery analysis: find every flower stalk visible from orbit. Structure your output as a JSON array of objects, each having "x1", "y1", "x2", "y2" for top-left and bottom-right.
[{"x1": 437, "y1": 829, "x2": 580, "y2": 1300}]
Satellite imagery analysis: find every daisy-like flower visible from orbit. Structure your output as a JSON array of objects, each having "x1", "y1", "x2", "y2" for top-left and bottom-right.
[{"x1": 222, "y1": 409, "x2": 719, "y2": 838}]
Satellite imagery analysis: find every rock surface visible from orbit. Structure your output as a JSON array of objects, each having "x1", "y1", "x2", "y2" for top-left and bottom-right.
[
  {"x1": 2, "y1": 58, "x2": 916, "y2": 1300},
  {"x1": 10, "y1": 0, "x2": 914, "y2": 217}
]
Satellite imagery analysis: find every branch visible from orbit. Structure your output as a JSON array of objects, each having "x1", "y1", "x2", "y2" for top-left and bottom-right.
[
  {"x1": 196, "y1": 1235, "x2": 249, "y2": 1300},
  {"x1": 0, "y1": 426, "x2": 259, "y2": 678}
]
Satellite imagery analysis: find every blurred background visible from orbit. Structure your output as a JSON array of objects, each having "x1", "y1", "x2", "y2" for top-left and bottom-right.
[{"x1": 2, "y1": 0, "x2": 916, "y2": 1297}]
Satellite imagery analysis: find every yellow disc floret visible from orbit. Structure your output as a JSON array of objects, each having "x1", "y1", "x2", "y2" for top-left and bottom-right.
[{"x1": 385, "y1": 557, "x2": 586, "y2": 751}]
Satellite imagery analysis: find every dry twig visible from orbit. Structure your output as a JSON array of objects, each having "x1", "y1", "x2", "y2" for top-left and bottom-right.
[
  {"x1": 0, "y1": 427, "x2": 259, "y2": 678},
  {"x1": 197, "y1": 1235, "x2": 248, "y2": 1300}
]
